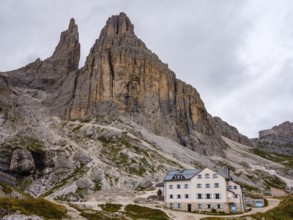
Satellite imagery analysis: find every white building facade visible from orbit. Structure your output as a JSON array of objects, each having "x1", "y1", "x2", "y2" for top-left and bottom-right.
[{"x1": 164, "y1": 168, "x2": 244, "y2": 213}]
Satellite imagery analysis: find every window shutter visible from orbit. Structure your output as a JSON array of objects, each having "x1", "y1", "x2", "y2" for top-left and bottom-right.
[{"x1": 220, "y1": 194, "x2": 222, "y2": 199}]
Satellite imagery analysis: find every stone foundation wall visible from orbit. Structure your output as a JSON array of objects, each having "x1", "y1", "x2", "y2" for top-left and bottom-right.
[{"x1": 166, "y1": 202, "x2": 230, "y2": 213}]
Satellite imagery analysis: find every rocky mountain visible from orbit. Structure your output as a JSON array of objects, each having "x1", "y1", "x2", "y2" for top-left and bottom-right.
[
  {"x1": 0, "y1": 12, "x2": 246, "y2": 157},
  {"x1": 0, "y1": 13, "x2": 291, "y2": 208},
  {"x1": 254, "y1": 121, "x2": 293, "y2": 155}
]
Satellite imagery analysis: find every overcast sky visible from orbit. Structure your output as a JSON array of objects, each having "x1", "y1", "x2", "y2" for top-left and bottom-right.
[{"x1": 1, "y1": 0, "x2": 292, "y2": 138}]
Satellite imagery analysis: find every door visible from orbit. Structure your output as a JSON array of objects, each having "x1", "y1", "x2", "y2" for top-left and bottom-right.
[
  {"x1": 231, "y1": 203, "x2": 237, "y2": 213},
  {"x1": 188, "y1": 204, "x2": 192, "y2": 212}
]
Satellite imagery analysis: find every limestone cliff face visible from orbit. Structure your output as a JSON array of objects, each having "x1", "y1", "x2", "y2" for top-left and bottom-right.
[
  {"x1": 47, "y1": 13, "x2": 224, "y2": 155},
  {"x1": 213, "y1": 116, "x2": 252, "y2": 146},
  {"x1": 0, "y1": 18, "x2": 80, "y2": 90},
  {"x1": 255, "y1": 121, "x2": 293, "y2": 155}
]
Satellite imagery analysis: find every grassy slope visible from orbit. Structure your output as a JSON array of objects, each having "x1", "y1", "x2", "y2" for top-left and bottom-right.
[
  {"x1": 0, "y1": 197, "x2": 67, "y2": 219},
  {"x1": 250, "y1": 197, "x2": 293, "y2": 220},
  {"x1": 201, "y1": 197, "x2": 293, "y2": 220},
  {"x1": 251, "y1": 148, "x2": 293, "y2": 168}
]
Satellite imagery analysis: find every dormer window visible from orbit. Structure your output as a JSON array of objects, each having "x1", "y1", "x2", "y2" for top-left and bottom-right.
[
  {"x1": 205, "y1": 174, "x2": 210, "y2": 179},
  {"x1": 173, "y1": 174, "x2": 185, "y2": 179}
]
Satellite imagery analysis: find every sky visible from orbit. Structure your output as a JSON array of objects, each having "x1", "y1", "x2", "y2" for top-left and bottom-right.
[{"x1": 0, "y1": 0, "x2": 292, "y2": 138}]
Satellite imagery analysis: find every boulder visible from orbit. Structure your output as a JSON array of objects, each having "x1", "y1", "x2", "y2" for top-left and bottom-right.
[
  {"x1": 73, "y1": 151, "x2": 92, "y2": 165},
  {"x1": 10, "y1": 149, "x2": 35, "y2": 174},
  {"x1": 76, "y1": 178, "x2": 94, "y2": 189},
  {"x1": 90, "y1": 169, "x2": 104, "y2": 182},
  {"x1": 138, "y1": 178, "x2": 153, "y2": 189}
]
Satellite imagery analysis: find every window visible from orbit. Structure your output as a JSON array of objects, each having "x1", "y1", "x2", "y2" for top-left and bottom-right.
[
  {"x1": 197, "y1": 204, "x2": 202, "y2": 209},
  {"x1": 177, "y1": 184, "x2": 181, "y2": 189},
  {"x1": 169, "y1": 194, "x2": 173, "y2": 199},
  {"x1": 184, "y1": 184, "x2": 189, "y2": 189},
  {"x1": 197, "y1": 193, "x2": 203, "y2": 199},
  {"x1": 184, "y1": 194, "x2": 189, "y2": 199},
  {"x1": 216, "y1": 204, "x2": 222, "y2": 209},
  {"x1": 174, "y1": 174, "x2": 184, "y2": 179},
  {"x1": 169, "y1": 185, "x2": 173, "y2": 189},
  {"x1": 206, "y1": 204, "x2": 211, "y2": 209},
  {"x1": 177, "y1": 194, "x2": 181, "y2": 199},
  {"x1": 169, "y1": 203, "x2": 173, "y2": 209},
  {"x1": 197, "y1": 174, "x2": 202, "y2": 179},
  {"x1": 196, "y1": 184, "x2": 202, "y2": 188},
  {"x1": 228, "y1": 185, "x2": 233, "y2": 190},
  {"x1": 235, "y1": 194, "x2": 239, "y2": 198},
  {"x1": 205, "y1": 174, "x2": 210, "y2": 179},
  {"x1": 206, "y1": 193, "x2": 211, "y2": 199},
  {"x1": 214, "y1": 183, "x2": 220, "y2": 188},
  {"x1": 234, "y1": 186, "x2": 238, "y2": 189},
  {"x1": 205, "y1": 183, "x2": 211, "y2": 188},
  {"x1": 214, "y1": 193, "x2": 221, "y2": 199},
  {"x1": 176, "y1": 203, "x2": 181, "y2": 208},
  {"x1": 213, "y1": 174, "x2": 218, "y2": 178}
]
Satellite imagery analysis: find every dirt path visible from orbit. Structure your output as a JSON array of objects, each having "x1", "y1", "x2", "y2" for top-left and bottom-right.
[{"x1": 143, "y1": 198, "x2": 280, "y2": 220}]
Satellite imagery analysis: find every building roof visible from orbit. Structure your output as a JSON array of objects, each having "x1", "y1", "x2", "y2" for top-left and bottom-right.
[
  {"x1": 155, "y1": 182, "x2": 164, "y2": 187},
  {"x1": 164, "y1": 169, "x2": 200, "y2": 182},
  {"x1": 217, "y1": 167, "x2": 230, "y2": 180}
]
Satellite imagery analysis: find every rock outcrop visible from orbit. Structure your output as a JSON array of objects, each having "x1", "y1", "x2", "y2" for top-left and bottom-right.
[
  {"x1": 46, "y1": 13, "x2": 226, "y2": 156},
  {"x1": 255, "y1": 121, "x2": 293, "y2": 155},
  {"x1": 213, "y1": 116, "x2": 252, "y2": 146},
  {"x1": 0, "y1": 18, "x2": 80, "y2": 90},
  {"x1": 10, "y1": 149, "x2": 35, "y2": 174}
]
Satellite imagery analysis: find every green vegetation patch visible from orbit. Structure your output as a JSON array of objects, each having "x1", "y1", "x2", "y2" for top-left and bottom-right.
[
  {"x1": 99, "y1": 135, "x2": 155, "y2": 176},
  {"x1": 94, "y1": 182, "x2": 102, "y2": 191},
  {"x1": 69, "y1": 203, "x2": 126, "y2": 220},
  {"x1": 99, "y1": 203, "x2": 122, "y2": 212},
  {"x1": 250, "y1": 197, "x2": 293, "y2": 220},
  {"x1": 0, "y1": 135, "x2": 44, "y2": 152},
  {"x1": 42, "y1": 165, "x2": 87, "y2": 197},
  {"x1": 0, "y1": 182, "x2": 13, "y2": 194},
  {"x1": 251, "y1": 148, "x2": 293, "y2": 168},
  {"x1": 236, "y1": 181, "x2": 259, "y2": 192},
  {"x1": 124, "y1": 204, "x2": 169, "y2": 220},
  {"x1": 262, "y1": 174, "x2": 287, "y2": 189},
  {"x1": 0, "y1": 197, "x2": 67, "y2": 219}
]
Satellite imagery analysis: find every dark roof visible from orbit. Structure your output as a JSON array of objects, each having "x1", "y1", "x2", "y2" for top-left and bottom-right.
[
  {"x1": 217, "y1": 167, "x2": 230, "y2": 180},
  {"x1": 155, "y1": 182, "x2": 164, "y2": 187},
  {"x1": 164, "y1": 169, "x2": 200, "y2": 182}
]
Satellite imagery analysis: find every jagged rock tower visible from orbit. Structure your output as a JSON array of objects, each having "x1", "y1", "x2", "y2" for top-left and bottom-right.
[{"x1": 1, "y1": 13, "x2": 252, "y2": 156}]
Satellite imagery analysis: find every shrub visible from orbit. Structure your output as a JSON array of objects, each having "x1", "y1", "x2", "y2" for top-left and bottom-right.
[{"x1": 125, "y1": 204, "x2": 169, "y2": 220}]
